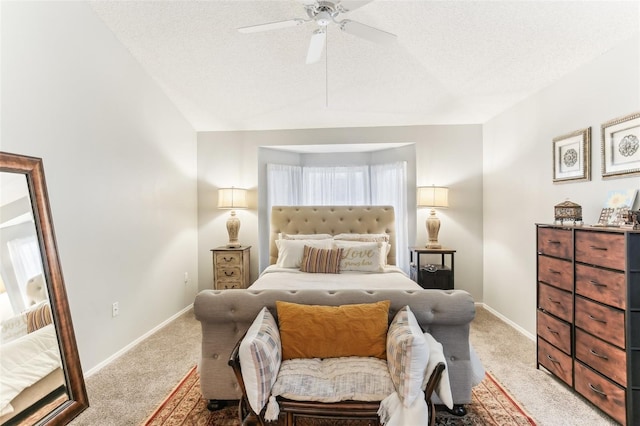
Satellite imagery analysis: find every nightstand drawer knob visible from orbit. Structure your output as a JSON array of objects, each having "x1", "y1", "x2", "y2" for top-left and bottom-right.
[
  {"x1": 588, "y1": 314, "x2": 607, "y2": 324},
  {"x1": 224, "y1": 271, "x2": 235, "y2": 277},
  {"x1": 588, "y1": 383, "x2": 607, "y2": 397},
  {"x1": 589, "y1": 349, "x2": 609, "y2": 360},
  {"x1": 223, "y1": 256, "x2": 234, "y2": 262}
]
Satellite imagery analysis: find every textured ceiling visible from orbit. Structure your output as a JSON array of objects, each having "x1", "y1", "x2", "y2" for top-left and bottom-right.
[{"x1": 90, "y1": 1, "x2": 639, "y2": 131}]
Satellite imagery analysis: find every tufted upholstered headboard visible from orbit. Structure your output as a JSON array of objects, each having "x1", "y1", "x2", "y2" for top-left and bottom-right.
[{"x1": 269, "y1": 205, "x2": 396, "y2": 266}]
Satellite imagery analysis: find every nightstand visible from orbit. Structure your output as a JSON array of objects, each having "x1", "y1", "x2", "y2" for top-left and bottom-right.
[
  {"x1": 211, "y1": 246, "x2": 251, "y2": 289},
  {"x1": 409, "y1": 247, "x2": 455, "y2": 290}
]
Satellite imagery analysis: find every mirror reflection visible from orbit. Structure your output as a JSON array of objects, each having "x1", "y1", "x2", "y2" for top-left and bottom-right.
[{"x1": 0, "y1": 172, "x2": 68, "y2": 425}]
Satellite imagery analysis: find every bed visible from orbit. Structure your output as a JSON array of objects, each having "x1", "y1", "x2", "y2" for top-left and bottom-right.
[
  {"x1": 0, "y1": 303, "x2": 66, "y2": 424},
  {"x1": 194, "y1": 205, "x2": 479, "y2": 410}
]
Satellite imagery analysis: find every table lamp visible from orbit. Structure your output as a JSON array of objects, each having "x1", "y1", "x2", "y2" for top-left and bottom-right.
[
  {"x1": 217, "y1": 187, "x2": 248, "y2": 248},
  {"x1": 417, "y1": 185, "x2": 449, "y2": 249}
]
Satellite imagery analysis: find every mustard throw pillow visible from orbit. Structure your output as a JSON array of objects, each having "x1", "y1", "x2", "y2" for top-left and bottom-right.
[{"x1": 276, "y1": 300, "x2": 390, "y2": 360}]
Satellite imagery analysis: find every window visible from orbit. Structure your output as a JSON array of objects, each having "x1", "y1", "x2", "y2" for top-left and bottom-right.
[{"x1": 267, "y1": 162, "x2": 408, "y2": 270}]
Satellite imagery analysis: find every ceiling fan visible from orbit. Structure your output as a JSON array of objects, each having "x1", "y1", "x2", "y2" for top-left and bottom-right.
[{"x1": 238, "y1": 0, "x2": 397, "y2": 64}]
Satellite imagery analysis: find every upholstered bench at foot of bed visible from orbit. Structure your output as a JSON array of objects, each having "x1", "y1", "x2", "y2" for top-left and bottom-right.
[{"x1": 229, "y1": 339, "x2": 446, "y2": 426}]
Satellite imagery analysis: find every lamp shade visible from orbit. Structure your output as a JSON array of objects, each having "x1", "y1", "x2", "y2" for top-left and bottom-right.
[
  {"x1": 417, "y1": 186, "x2": 449, "y2": 208},
  {"x1": 217, "y1": 187, "x2": 248, "y2": 209}
]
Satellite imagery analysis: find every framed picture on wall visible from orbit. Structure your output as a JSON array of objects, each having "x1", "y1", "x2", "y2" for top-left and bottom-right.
[
  {"x1": 552, "y1": 127, "x2": 591, "y2": 183},
  {"x1": 601, "y1": 111, "x2": 640, "y2": 179}
]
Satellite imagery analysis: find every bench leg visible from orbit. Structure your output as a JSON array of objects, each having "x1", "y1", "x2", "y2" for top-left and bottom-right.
[
  {"x1": 445, "y1": 404, "x2": 467, "y2": 416},
  {"x1": 207, "y1": 399, "x2": 227, "y2": 411}
]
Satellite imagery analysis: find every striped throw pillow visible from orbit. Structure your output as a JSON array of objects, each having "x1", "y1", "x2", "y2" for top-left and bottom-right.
[
  {"x1": 27, "y1": 302, "x2": 53, "y2": 333},
  {"x1": 386, "y1": 305, "x2": 429, "y2": 407},
  {"x1": 239, "y1": 307, "x2": 282, "y2": 415},
  {"x1": 299, "y1": 246, "x2": 342, "y2": 273}
]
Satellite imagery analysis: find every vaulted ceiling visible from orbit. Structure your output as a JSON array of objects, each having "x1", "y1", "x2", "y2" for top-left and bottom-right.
[{"x1": 90, "y1": 1, "x2": 639, "y2": 131}]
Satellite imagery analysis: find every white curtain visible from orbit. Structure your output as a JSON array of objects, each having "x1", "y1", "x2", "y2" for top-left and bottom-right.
[
  {"x1": 266, "y1": 162, "x2": 409, "y2": 271},
  {"x1": 267, "y1": 164, "x2": 302, "y2": 206},
  {"x1": 371, "y1": 162, "x2": 408, "y2": 271},
  {"x1": 6, "y1": 236, "x2": 42, "y2": 310},
  {"x1": 302, "y1": 166, "x2": 370, "y2": 205}
]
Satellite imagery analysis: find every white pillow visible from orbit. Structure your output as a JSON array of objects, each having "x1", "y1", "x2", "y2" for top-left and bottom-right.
[
  {"x1": 333, "y1": 233, "x2": 390, "y2": 243},
  {"x1": 239, "y1": 307, "x2": 282, "y2": 414},
  {"x1": 333, "y1": 240, "x2": 386, "y2": 272},
  {"x1": 275, "y1": 239, "x2": 333, "y2": 268},
  {"x1": 386, "y1": 306, "x2": 429, "y2": 407},
  {"x1": 281, "y1": 233, "x2": 333, "y2": 240}
]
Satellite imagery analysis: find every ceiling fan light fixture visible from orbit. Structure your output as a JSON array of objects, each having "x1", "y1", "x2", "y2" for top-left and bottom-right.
[{"x1": 315, "y1": 11, "x2": 333, "y2": 26}]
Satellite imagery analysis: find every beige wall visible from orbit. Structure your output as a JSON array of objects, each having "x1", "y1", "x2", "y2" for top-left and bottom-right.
[
  {"x1": 2, "y1": 2, "x2": 198, "y2": 372},
  {"x1": 483, "y1": 35, "x2": 640, "y2": 338},
  {"x1": 197, "y1": 125, "x2": 484, "y2": 300}
]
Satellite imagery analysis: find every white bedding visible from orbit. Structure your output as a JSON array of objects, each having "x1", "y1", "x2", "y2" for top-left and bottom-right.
[
  {"x1": 250, "y1": 265, "x2": 422, "y2": 291},
  {"x1": 0, "y1": 324, "x2": 62, "y2": 415}
]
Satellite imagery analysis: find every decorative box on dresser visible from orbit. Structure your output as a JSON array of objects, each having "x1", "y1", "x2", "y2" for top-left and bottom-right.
[
  {"x1": 536, "y1": 224, "x2": 640, "y2": 425},
  {"x1": 211, "y1": 246, "x2": 251, "y2": 290}
]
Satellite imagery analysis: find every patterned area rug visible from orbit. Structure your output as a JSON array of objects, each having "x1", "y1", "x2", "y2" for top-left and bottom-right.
[{"x1": 142, "y1": 366, "x2": 536, "y2": 425}]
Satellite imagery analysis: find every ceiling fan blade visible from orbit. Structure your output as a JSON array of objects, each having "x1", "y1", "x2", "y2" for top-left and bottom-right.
[
  {"x1": 306, "y1": 29, "x2": 326, "y2": 64},
  {"x1": 238, "y1": 18, "x2": 307, "y2": 33},
  {"x1": 339, "y1": 19, "x2": 396, "y2": 44},
  {"x1": 335, "y1": 0, "x2": 374, "y2": 13}
]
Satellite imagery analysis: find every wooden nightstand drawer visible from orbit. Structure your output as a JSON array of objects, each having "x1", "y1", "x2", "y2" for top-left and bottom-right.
[
  {"x1": 538, "y1": 255, "x2": 572, "y2": 292},
  {"x1": 538, "y1": 337, "x2": 573, "y2": 386},
  {"x1": 538, "y1": 227, "x2": 572, "y2": 260},
  {"x1": 214, "y1": 251, "x2": 241, "y2": 266},
  {"x1": 537, "y1": 310, "x2": 571, "y2": 355},
  {"x1": 216, "y1": 266, "x2": 242, "y2": 281},
  {"x1": 575, "y1": 231, "x2": 625, "y2": 271},
  {"x1": 575, "y1": 263, "x2": 626, "y2": 309},
  {"x1": 538, "y1": 283, "x2": 572, "y2": 322},
  {"x1": 576, "y1": 329, "x2": 627, "y2": 387},
  {"x1": 574, "y1": 362, "x2": 626, "y2": 425},
  {"x1": 575, "y1": 296, "x2": 625, "y2": 349}
]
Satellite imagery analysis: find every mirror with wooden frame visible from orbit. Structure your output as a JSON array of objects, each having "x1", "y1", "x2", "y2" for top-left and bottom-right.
[{"x1": 0, "y1": 152, "x2": 88, "y2": 425}]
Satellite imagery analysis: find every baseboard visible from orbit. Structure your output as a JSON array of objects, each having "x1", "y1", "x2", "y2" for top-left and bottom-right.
[
  {"x1": 84, "y1": 304, "x2": 193, "y2": 377},
  {"x1": 476, "y1": 302, "x2": 536, "y2": 342}
]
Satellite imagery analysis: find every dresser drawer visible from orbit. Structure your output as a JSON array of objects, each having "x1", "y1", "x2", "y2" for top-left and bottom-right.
[
  {"x1": 575, "y1": 296, "x2": 625, "y2": 349},
  {"x1": 538, "y1": 227, "x2": 572, "y2": 260},
  {"x1": 537, "y1": 310, "x2": 571, "y2": 354},
  {"x1": 216, "y1": 266, "x2": 242, "y2": 281},
  {"x1": 538, "y1": 255, "x2": 573, "y2": 292},
  {"x1": 574, "y1": 362, "x2": 626, "y2": 425},
  {"x1": 538, "y1": 337, "x2": 573, "y2": 386},
  {"x1": 576, "y1": 329, "x2": 627, "y2": 387},
  {"x1": 575, "y1": 263, "x2": 626, "y2": 310},
  {"x1": 214, "y1": 251, "x2": 242, "y2": 266},
  {"x1": 538, "y1": 283, "x2": 573, "y2": 322},
  {"x1": 575, "y1": 231, "x2": 625, "y2": 271}
]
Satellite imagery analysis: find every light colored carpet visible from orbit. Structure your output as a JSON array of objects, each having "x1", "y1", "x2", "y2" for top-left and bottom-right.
[{"x1": 69, "y1": 306, "x2": 617, "y2": 426}]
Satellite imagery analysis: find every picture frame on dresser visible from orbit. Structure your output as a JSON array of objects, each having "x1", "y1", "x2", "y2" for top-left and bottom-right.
[
  {"x1": 552, "y1": 127, "x2": 591, "y2": 183},
  {"x1": 601, "y1": 111, "x2": 640, "y2": 179}
]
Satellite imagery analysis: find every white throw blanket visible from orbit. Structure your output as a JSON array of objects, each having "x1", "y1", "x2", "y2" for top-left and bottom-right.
[{"x1": 378, "y1": 333, "x2": 453, "y2": 425}]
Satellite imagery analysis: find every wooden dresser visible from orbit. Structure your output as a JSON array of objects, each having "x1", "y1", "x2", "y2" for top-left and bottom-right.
[
  {"x1": 211, "y1": 246, "x2": 251, "y2": 289},
  {"x1": 536, "y1": 224, "x2": 640, "y2": 425}
]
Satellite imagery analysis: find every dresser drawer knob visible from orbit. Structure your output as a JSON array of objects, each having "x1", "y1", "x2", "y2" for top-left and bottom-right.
[
  {"x1": 224, "y1": 271, "x2": 235, "y2": 277},
  {"x1": 547, "y1": 297, "x2": 562, "y2": 305},
  {"x1": 589, "y1": 280, "x2": 607, "y2": 288},
  {"x1": 223, "y1": 256, "x2": 234, "y2": 262},
  {"x1": 589, "y1": 349, "x2": 609, "y2": 360},
  {"x1": 590, "y1": 245, "x2": 608, "y2": 251},
  {"x1": 549, "y1": 269, "x2": 561, "y2": 275},
  {"x1": 588, "y1": 314, "x2": 607, "y2": 324},
  {"x1": 546, "y1": 326, "x2": 559, "y2": 335},
  {"x1": 546, "y1": 354, "x2": 561, "y2": 365},
  {"x1": 588, "y1": 383, "x2": 608, "y2": 397},
  {"x1": 548, "y1": 240, "x2": 561, "y2": 245}
]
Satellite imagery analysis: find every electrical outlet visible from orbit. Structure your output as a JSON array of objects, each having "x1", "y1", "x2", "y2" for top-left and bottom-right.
[
  {"x1": 184, "y1": 272, "x2": 189, "y2": 284},
  {"x1": 112, "y1": 302, "x2": 119, "y2": 317}
]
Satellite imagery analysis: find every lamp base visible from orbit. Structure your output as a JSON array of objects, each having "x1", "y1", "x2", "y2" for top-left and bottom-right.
[
  {"x1": 426, "y1": 209, "x2": 442, "y2": 249},
  {"x1": 226, "y1": 211, "x2": 241, "y2": 248}
]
